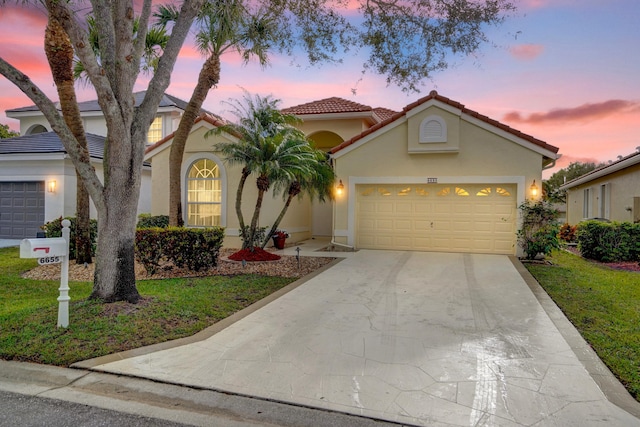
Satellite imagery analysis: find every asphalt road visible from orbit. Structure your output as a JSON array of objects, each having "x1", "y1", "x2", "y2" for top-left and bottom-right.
[{"x1": 0, "y1": 390, "x2": 188, "y2": 427}]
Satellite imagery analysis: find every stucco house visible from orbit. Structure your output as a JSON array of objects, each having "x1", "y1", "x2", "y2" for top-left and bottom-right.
[
  {"x1": 0, "y1": 132, "x2": 151, "y2": 239},
  {"x1": 0, "y1": 92, "x2": 193, "y2": 239},
  {"x1": 560, "y1": 149, "x2": 640, "y2": 225},
  {"x1": 146, "y1": 91, "x2": 560, "y2": 255}
]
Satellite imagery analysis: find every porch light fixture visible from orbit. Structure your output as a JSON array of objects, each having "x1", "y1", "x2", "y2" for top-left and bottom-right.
[
  {"x1": 336, "y1": 180, "x2": 344, "y2": 196},
  {"x1": 48, "y1": 180, "x2": 56, "y2": 193},
  {"x1": 530, "y1": 180, "x2": 538, "y2": 198}
]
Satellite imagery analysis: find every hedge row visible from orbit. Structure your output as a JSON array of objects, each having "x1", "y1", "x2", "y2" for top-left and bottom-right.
[
  {"x1": 577, "y1": 220, "x2": 640, "y2": 262},
  {"x1": 41, "y1": 216, "x2": 98, "y2": 259},
  {"x1": 135, "y1": 227, "x2": 225, "y2": 274}
]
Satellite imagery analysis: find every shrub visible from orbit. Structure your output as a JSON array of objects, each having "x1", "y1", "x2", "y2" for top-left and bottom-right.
[
  {"x1": 517, "y1": 200, "x2": 561, "y2": 260},
  {"x1": 41, "y1": 216, "x2": 98, "y2": 260},
  {"x1": 577, "y1": 220, "x2": 640, "y2": 262},
  {"x1": 135, "y1": 227, "x2": 225, "y2": 274},
  {"x1": 136, "y1": 214, "x2": 169, "y2": 229},
  {"x1": 559, "y1": 223, "x2": 578, "y2": 242}
]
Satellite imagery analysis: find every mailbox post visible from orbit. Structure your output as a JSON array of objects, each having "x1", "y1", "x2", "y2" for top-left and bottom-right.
[{"x1": 20, "y1": 219, "x2": 71, "y2": 328}]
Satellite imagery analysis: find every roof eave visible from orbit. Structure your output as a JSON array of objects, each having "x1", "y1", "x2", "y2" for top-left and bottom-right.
[{"x1": 560, "y1": 153, "x2": 640, "y2": 190}]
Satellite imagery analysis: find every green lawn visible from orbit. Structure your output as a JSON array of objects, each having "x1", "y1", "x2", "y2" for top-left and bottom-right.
[
  {"x1": 0, "y1": 247, "x2": 294, "y2": 366},
  {"x1": 526, "y1": 250, "x2": 640, "y2": 400}
]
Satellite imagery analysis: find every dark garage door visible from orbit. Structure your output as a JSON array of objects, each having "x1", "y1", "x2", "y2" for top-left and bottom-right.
[{"x1": 0, "y1": 181, "x2": 45, "y2": 239}]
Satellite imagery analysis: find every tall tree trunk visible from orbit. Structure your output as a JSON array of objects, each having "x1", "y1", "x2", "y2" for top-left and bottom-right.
[
  {"x1": 247, "y1": 175, "x2": 270, "y2": 249},
  {"x1": 168, "y1": 55, "x2": 220, "y2": 226},
  {"x1": 261, "y1": 182, "x2": 300, "y2": 248},
  {"x1": 89, "y1": 138, "x2": 141, "y2": 303},
  {"x1": 44, "y1": 16, "x2": 93, "y2": 264},
  {"x1": 236, "y1": 167, "x2": 250, "y2": 243}
]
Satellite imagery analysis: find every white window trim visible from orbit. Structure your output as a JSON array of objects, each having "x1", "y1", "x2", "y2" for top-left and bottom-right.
[
  {"x1": 583, "y1": 188, "x2": 592, "y2": 219},
  {"x1": 598, "y1": 183, "x2": 611, "y2": 219},
  {"x1": 182, "y1": 153, "x2": 227, "y2": 227}
]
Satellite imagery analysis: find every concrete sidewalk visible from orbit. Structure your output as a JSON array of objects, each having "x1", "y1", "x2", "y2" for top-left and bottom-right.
[
  {"x1": 75, "y1": 250, "x2": 640, "y2": 426},
  {"x1": 0, "y1": 239, "x2": 20, "y2": 248}
]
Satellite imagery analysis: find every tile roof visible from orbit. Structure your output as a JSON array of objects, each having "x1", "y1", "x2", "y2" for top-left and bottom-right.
[
  {"x1": 281, "y1": 97, "x2": 374, "y2": 115},
  {"x1": 372, "y1": 107, "x2": 397, "y2": 122},
  {"x1": 6, "y1": 91, "x2": 212, "y2": 115},
  {"x1": 0, "y1": 132, "x2": 107, "y2": 159},
  {"x1": 330, "y1": 90, "x2": 560, "y2": 156}
]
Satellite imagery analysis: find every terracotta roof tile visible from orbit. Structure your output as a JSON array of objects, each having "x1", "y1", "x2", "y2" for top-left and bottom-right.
[
  {"x1": 281, "y1": 97, "x2": 373, "y2": 115},
  {"x1": 330, "y1": 90, "x2": 560, "y2": 156},
  {"x1": 372, "y1": 107, "x2": 398, "y2": 121}
]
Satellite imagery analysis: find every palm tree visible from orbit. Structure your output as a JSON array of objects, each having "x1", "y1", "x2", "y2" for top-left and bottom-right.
[
  {"x1": 44, "y1": 16, "x2": 93, "y2": 264},
  {"x1": 155, "y1": 1, "x2": 277, "y2": 226},
  {"x1": 261, "y1": 149, "x2": 335, "y2": 248},
  {"x1": 208, "y1": 92, "x2": 317, "y2": 249},
  {"x1": 72, "y1": 16, "x2": 170, "y2": 82}
]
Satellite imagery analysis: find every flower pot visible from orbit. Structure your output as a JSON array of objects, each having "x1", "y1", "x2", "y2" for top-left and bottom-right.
[{"x1": 272, "y1": 235, "x2": 286, "y2": 250}]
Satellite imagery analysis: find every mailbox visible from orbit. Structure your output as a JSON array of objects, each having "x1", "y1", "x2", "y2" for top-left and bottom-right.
[{"x1": 20, "y1": 237, "x2": 68, "y2": 258}]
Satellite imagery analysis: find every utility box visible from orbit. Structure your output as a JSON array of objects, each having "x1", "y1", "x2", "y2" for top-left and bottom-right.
[{"x1": 20, "y1": 237, "x2": 68, "y2": 259}]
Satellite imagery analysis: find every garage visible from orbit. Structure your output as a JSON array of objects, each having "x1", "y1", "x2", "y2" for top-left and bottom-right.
[
  {"x1": 356, "y1": 183, "x2": 517, "y2": 254},
  {"x1": 0, "y1": 181, "x2": 45, "y2": 239}
]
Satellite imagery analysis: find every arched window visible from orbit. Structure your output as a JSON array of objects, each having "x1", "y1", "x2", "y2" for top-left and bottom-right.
[
  {"x1": 26, "y1": 124, "x2": 48, "y2": 135},
  {"x1": 186, "y1": 158, "x2": 222, "y2": 227},
  {"x1": 419, "y1": 115, "x2": 447, "y2": 143}
]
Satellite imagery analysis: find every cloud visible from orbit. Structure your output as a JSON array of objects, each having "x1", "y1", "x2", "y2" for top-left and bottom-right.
[
  {"x1": 509, "y1": 44, "x2": 544, "y2": 60},
  {"x1": 504, "y1": 100, "x2": 640, "y2": 124}
]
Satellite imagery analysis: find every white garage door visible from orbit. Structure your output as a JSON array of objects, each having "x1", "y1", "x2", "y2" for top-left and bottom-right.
[
  {"x1": 0, "y1": 181, "x2": 45, "y2": 239},
  {"x1": 357, "y1": 183, "x2": 517, "y2": 254}
]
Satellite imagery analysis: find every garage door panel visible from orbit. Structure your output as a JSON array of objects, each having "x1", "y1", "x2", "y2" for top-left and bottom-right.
[
  {"x1": 452, "y1": 220, "x2": 473, "y2": 231},
  {"x1": 414, "y1": 220, "x2": 432, "y2": 231},
  {"x1": 495, "y1": 222, "x2": 514, "y2": 233},
  {"x1": 434, "y1": 203, "x2": 454, "y2": 214},
  {"x1": 0, "y1": 181, "x2": 45, "y2": 239},
  {"x1": 414, "y1": 202, "x2": 432, "y2": 214},
  {"x1": 395, "y1": 220, "x2": 412, "y2": 231},
  {"x1": 357, "y1": 183, "x2": 516, "y2": 254},
  {"x1": 376, "y1": 218, "x2": 396, "y2": 228},
  {"x1": 395, "y1": 202, "x2": 412, "y2": 214}
]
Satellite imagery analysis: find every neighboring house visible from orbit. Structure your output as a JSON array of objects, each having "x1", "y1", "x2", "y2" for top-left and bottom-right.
[
  {"x1": 146, "y1": 90, "x2": 560, "y2": 255},
  {"x1": 560, "y1": 149, "x2": 640, "y2": 225},
  {"x1": 0, "y1": 132, "x2": 151, "y2": 239},
  {"x1": 5, "y1": 92, "x2": 200, "y2": 145},
  {"x1": 0, "y1": 90, "x2": 193, "y2": 239}
]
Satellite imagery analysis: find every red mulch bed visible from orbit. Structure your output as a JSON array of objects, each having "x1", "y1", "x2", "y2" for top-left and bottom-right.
[{"x1": 228, "y1": 247, "x2": 281, "y2": 262}]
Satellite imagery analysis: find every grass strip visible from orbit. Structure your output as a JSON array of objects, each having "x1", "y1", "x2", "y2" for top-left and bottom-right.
[
  {"x1": 0, "y1": 247, "x2": 293, "y2": 366},
  {"x1": 526, "y1": 250, "x2": 640, "y2": 400}
]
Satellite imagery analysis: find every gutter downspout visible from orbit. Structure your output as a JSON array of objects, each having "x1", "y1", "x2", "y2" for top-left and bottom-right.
[{"x1": 543, "y1": 154, "x2": 561, "y2": 171}]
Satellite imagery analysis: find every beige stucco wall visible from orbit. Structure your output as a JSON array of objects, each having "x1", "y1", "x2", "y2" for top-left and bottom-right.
[
  {"x1": 296, "y1": 117, "x2": 369, "y2": 143},
  {"x1": 565, "y1": 164, "x2": 640, "y2": 224},
  {"x1": 331, "y1": 105, "x2": 546, "y2": 250},
  {"x1": 148, "y1": 123, "x2": 313, "y2": 248}
]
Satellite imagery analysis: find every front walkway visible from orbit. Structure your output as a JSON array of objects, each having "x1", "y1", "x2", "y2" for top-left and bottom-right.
[{"x1": 78, "y1": 249, "x2": 640, "y2": 426}]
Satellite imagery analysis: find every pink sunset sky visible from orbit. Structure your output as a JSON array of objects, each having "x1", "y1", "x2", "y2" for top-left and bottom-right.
[{"x1": 0, "y1": 0, "x2": 639, "y2": 177}]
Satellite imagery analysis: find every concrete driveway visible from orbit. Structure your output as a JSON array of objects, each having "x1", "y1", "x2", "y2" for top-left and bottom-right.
[{"x1": 81, "y1": 250, "x2": 640, "y2": 426}]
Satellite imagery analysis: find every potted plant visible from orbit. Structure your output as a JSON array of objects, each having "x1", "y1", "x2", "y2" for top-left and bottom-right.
[{"x1": 272, "y1": 230, "x2": 289, "y2": 250}]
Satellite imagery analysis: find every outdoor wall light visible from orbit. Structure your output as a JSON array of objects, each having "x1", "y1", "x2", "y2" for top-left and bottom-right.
[
  {"x1": 48, "y1": 180, "x2": 56, "y2": 193},
  {"x1": 336, "y1": 179, "x2": 344, "y2": 196},
  {"x1": 530, "y1": 180, "x2": 539, "y2": 198}
]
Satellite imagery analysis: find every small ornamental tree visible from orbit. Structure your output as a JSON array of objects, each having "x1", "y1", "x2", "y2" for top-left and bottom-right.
[{"x1": 517, "y1": 200, "x2": 561, "y2": 260}]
